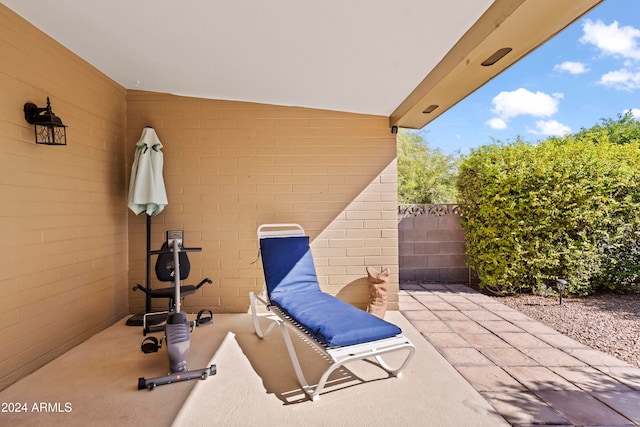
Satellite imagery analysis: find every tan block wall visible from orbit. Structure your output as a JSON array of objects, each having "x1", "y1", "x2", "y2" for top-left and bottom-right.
[
  {"x1": 126, "y1": 91, "x2": 399, "y2": 313},
  {"x1": 0, "y1": 6, "x2": 129, "y2": 390},
  {"x1": 398, "y1": 204, "x2": 469, "y2": 283}
]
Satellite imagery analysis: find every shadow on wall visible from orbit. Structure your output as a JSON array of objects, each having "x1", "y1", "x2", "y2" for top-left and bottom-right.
[{"x1": 335, "y1": 277, "x2": 370, "y2": 311}]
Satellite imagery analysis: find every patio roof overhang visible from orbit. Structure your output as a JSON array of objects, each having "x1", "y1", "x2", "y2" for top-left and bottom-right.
[{"x1": 2, "y1": 0, "x2": 603, "y2": 131}]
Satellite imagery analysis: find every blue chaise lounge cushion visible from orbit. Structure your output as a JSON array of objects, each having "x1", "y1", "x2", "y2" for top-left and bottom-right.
[{"x1": 260, "y1": 236, "x2": 401, "y2": 347}]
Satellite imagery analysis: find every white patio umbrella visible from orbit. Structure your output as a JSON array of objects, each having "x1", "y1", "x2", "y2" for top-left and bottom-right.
[
  {"x1": 127, "y1": 127, "x2": 169, "y2": 322},
  {"x1": 128, "y1": 127, "x2": 168, "y2": 215}
]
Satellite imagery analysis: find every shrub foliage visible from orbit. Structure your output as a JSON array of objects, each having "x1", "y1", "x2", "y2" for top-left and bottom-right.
[{"x1": 456, "y1": 115, "x2": 640, "y2": 295}]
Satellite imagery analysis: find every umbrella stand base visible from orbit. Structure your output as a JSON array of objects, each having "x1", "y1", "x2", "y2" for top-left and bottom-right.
[{"x1": 126, "y1": 312, "x2": 167, "y2": 327}]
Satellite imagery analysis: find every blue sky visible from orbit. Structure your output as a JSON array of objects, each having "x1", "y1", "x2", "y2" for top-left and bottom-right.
[{"x1": 420, "y1": 0, "x2": 640, "y2": 155}]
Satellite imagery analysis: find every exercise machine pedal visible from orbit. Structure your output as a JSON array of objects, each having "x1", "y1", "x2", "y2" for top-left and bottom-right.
[
  {"x1": 195, "y1": 309, "x2": 213, "y2": 327},
  {"x1": 141, "y1": 336, "x2": 162, "y2": 354}
]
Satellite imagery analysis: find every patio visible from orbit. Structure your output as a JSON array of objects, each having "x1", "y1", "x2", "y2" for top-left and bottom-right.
[
  {"x1": 2, "y1": 284, "x2": 639, "y2": 426},
  {"x1": 401, "y1": 284, "x2": 640, "y2": 425},
  {"x1": 2, "y1": 0, "x2": 608, "y2": 394},
  {"x1": 0, "y1": 311, "x2": 505, "y2": 427},
  {"x1": 3, "y1": 3, "x2": 624, "y2": 424}
]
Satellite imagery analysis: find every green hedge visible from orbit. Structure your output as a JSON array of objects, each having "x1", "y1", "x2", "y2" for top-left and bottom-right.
[{"x1": 456, "y1": 137, "x2": 640, "y2": 295}]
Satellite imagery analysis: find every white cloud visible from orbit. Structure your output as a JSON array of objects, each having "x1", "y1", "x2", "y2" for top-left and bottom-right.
[
  {"x1": 528, "y1": 120, "x2": 571, "y2": 136},
  {"x1": 553, "y1": 61, "x2": 588, "y2": 74},
  {"x1": 486, "y1": 89, "x2": 565, "y2": 132},
  {"x1": 599, "y1": 68, "x2": 640, "y2": 90},
  {"x1": 491, "y1": 88, "x2": 562, "y2": 121},
  {"x1": 580, "y1": 19, "x2": 640, "y2": 60},
  {"x1": 485, "y1": 117, "x2": 507, "y2": 130},
  {"x1": 626, "y1": 108, "x2": 640, "y2": 119}
]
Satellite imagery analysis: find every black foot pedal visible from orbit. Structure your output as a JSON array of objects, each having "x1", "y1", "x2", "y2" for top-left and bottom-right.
[
  {"x1": 195, "y1": 309, "x2": 213, "y2": 327},
  {"x1": 141, "y1": 336, "x2": 162, "y2": 353}
]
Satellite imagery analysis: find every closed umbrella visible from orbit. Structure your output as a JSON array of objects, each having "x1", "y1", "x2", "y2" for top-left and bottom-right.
[
  {"x1": 127, "y1": 127, "x2": 169, "y2": 324},
  {"x1": 128, "y1": 127, "x2": 168, "y2": 215}
]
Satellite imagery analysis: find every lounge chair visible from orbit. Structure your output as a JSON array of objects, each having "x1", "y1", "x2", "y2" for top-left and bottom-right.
[{"x1": 249, "y1": 223, "x2": 415, "y2": 401}]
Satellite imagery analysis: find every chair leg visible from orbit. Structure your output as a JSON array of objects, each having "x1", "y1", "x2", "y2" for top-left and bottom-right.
[
  {"x1": 311, "y1": 345, "x2": 415, "y2": 401},
  {"x1": 372, "y1": 345, "x2": 416, "y2": 378},
  {"x1": 276, "y1": 321, "x2": 317, "y2": 400},
  {"x1": 249, "y1": 292, "x2": 277, "y2": 339}
]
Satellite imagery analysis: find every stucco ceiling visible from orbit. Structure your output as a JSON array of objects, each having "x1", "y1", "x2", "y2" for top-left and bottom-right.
[{"x1": 2, "y1": 0, "x2": 602, "y2": 129}]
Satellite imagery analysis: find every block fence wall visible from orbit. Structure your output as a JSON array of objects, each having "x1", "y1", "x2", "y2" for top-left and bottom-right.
[{"x1": 398, "y1": 204, "x2": 470, "y2": 283}]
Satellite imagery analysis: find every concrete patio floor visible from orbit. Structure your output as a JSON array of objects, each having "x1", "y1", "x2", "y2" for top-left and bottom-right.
[
  {"x1": 0, "y1": 310, "x2": 507, "y2": 427},
  {"x1": 400, "y1": 283, "x2": 640, "y2": 426},
  {"x1": 3, "y1": 283, "x2": 639, "y2": 426}
]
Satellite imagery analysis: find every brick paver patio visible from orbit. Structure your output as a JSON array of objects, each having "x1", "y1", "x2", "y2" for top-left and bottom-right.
[{"x1": 400, "y1": 283, "x2": 640, "y2": 426}]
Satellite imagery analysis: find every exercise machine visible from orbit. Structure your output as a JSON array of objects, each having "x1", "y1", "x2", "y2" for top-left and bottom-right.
[
  {"x1": 133, "y1": 235, "x2": 213, "y2": 335},
  {"x1": 137, "y1": 230, "x2": 216, "y2": 390}
]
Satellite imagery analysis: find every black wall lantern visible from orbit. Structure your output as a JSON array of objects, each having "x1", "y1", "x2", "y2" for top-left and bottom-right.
[{"x1": 23, "y1": 97, "x2": 67, "y2": 146}]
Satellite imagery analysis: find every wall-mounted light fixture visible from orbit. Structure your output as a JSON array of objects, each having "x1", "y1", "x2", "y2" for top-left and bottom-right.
[{"x1": 23, "y1": 97, "x2": 67, "y2": 145}]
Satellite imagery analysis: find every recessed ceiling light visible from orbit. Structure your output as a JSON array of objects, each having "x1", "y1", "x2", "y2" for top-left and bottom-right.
[
  {"x1": 422, "y1": 105, "x2": 438, "y2": 114},
  {"x1": 481, "y1": 48, "x2": 512, "y2": 66}
]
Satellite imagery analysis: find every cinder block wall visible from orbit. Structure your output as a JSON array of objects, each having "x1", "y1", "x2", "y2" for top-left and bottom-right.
[
  {"x1": 398, "y1": 204, "x2": 469, "y2": 283},
  {"x1": 126, "y1": 91, "x2": 400, "y2": 313},
  {"x1": 0, "y1": 6, "x2": 129, "y2": 390}
]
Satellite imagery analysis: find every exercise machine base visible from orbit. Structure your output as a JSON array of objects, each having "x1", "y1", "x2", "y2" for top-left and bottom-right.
[{"x1": 138, "y1": 364, "x2": 217, "y2": 390}]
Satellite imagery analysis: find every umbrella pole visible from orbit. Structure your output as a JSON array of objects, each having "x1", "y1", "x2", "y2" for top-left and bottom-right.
[
  {"x1": 145, "y1": 214, "x2": 152, "y2": 313},
  {"x1": 125, "y1": 213, "x2": 154, "y2": 326}
]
